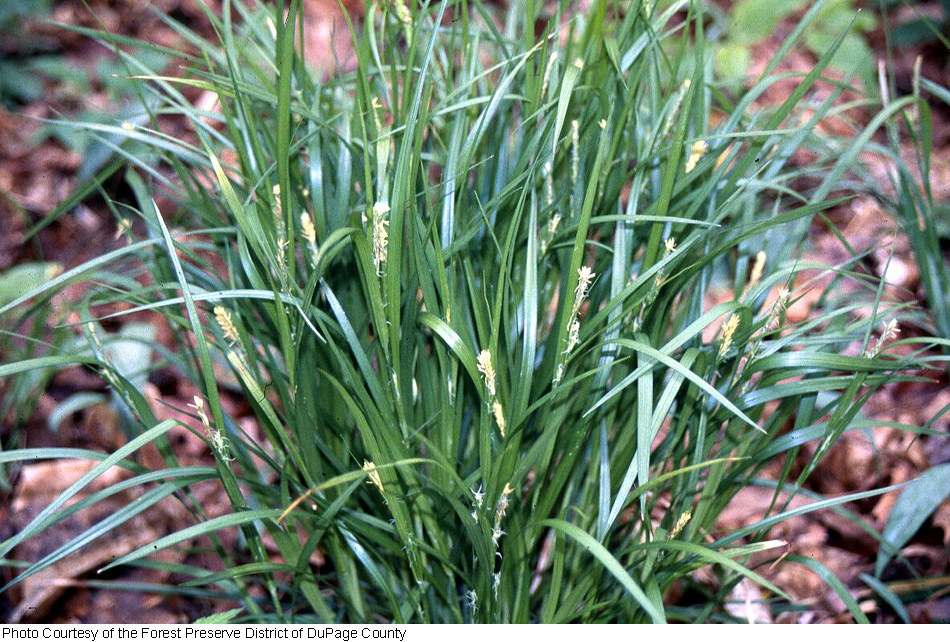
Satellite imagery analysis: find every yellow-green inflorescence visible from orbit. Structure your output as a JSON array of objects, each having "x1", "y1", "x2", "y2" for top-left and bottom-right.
[
  {"x1": 476, "y1": 349, "x2": 505, "y2": 437},
  {"x1": 189, "y1": 395, "x2": 232, "y2": 461}
]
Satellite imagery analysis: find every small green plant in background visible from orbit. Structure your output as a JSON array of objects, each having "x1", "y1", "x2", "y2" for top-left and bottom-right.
[
  {"x1": 881, "y1": 0, "x2": 950, "y2": 48},
  {"x1": 713, "y1": 0, "x2": 877, "y2": 88},
  {"x1": 1, "y1": 0, "x2": 945, "y2": 623},
  {"x1": 858, "y1": 20, "x2": 950, "y2": 601},
  {"x1": 0, "y1": 0, "x2": 54, "y2": 105}
]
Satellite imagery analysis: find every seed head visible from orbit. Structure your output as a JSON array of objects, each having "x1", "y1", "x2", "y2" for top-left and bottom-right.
[
  {"x1": 575, "y1": 266, "x2": 595, "y2": 306},
  {"x1": 766, "y1": 287, "x2": 791, "y2": 331},
  {"x1": 866, "y1": 319, "x2": 900, "y2": 358},
  {"x1": 662, "y1": 79, "x2": 691, "y2": 138},
  {"x1": 565, "y1": 266, "x2": 596, "y2": 355},
  {"x1": 214, "y1": 306, "x2": 240, "y2": 346},
  {"x1": 114, "y1": 218, "x2": 132, "y2": 241},
  {"x1": 492, "y1": 400, "x2": 506, "y2": 438},
  {"x1": 748, "y1": 251, "x2": 766, "y2": 289},
  {"x1": 495, "y1": 499, "x2": 509, "y2": 525},
  {"x1": 664, "y1": 237, "x2": 677, "y2": 255},
  {"x1": 719, "y1": 313, "x2": 740, "y2": 358},
  {"x1": 372, "y1": 201, "x2": 390, "y2": 273},
  {"x1": 300, "y1": 212, "x2": 317, "y2": 246},
  {"x1": 491, "y1": 526, "x2": 505, "y2": 547},
  {"x1": 272, "y1": 184, "x2": 282, "y2": 217},
  {"x1": 567, "y1": 318, "x2": 581, "y2": 354},
  {"x1": 684, "y1": 140, "x2": 709, "y2": 173},
  {"x1": 670, "y1": 509, "x2": 692, "y2": 539},
  {"x1": 209, "y1": 429, "x2": 230, "y2": 457},
  {"x1": 190, "y1": 396, "x2": 231, "y2": 459},
  {"x1": 495, "y1": 482, "x2": 515, "y2": 524},
  {"x1": 476, "y1": 349, "x2": 497, "y2": 397},
  {"x1": 394, "y1": 0, "x2": 411, "y2": 25},
  {"x1": 363, "y1": 460, "x2": 384, "y2": 493},
  {"x1": 188, "y1": 395, "x2": 212, "y2": 430}
]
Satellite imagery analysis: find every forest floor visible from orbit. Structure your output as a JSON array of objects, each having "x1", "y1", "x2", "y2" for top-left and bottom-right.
[{"x1": 1, "y1": 0, "x2": 948, "y2": 623}]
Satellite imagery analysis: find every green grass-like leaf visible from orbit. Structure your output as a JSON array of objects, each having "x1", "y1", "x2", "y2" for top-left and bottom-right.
[{"x1": 2, "y1": 0, "x2": 942, "y2": 624}]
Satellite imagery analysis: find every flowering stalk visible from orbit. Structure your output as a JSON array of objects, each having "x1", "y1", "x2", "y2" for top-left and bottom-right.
[
  {"x1": 85, "y1": 322, "x2": 122, "y2": 395},
  {"x1": 272, "y1": 183, "x2": 286, "y2": 244},
  {"x1": 633, "y1": 238, "x2": 675, "y2": 332},
  {"x1": 736, "y1": 287, "x2": 791, "y2": 393},
  {"x1": 541, "y1": 161, "x2": 559, "y2": 254},
  {"x1": 491, "y1": 482, "x2": 515, "y2": 556},
  {"x1": 470, "y1": 485, "x2": 484, "y2": 523},
  {"x1": 661, "y1": 79, "x2": 690, "y2": 140},
  {"x1": 566, "y1": 266, "x2": 595, "y2": 354},
  {"x1": 372, "y1": 201, "x2": 390, "y2": 275},
  {"x1": 865, "y1": 319, "x2": 900, "y2": 358},
  {"x1": 477, "y1": 349, "x2": 506, "y2": 437},
  {"x1": 189, "y1": 395, "x2": 232, "y2": 461},
  {"x1": 554, "y1": 266, "x2": 595, "y2": 385}
]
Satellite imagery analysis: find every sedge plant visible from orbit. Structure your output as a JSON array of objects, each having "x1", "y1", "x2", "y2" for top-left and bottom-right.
[{"x1": 1, "y1": 0, "x2": 944, "y2": 623}]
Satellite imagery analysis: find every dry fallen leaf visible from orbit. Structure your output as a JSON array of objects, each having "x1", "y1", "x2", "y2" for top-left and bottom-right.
[
  {"x1": 7, "y1": 458, "x2": 195, "y2": 623},
  {"x1": 931, "y1": 502, "x2": 950, "y2": 547}
]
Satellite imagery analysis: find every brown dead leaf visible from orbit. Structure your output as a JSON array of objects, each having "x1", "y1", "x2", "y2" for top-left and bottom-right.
[
  {"x1": 11, "y1": 515, "x2": 162, "y2": 623},
  {"x1": 5, "y1": 448, "x2": 202, "y2": 623},
  {"x1": 302, "y1": 0, "x2": 360, "y2": 77},
  {"x1": 11, "y1": 460, "x2": 128, "y2": 514},
  {"x1": 726, "y1": 578, "x2": 773, "y2": 623},
  {"x1": 716, "y1": 486, "x2": 810, "y2": 533},
  {"x1": 932, "y1": 502, "x2": 950, "y2": 547}
]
